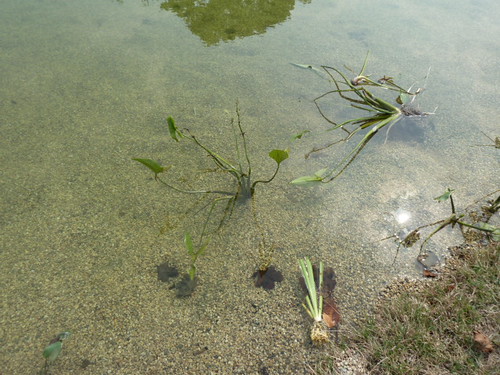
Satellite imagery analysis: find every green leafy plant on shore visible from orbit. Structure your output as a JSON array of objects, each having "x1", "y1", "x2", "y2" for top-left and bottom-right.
[
  {"x1": 292, "y1": 53, "x2": 432, "y2": 185},
  {"x1": 39, "y1": 332, "x2": 71, "y2": 375}
]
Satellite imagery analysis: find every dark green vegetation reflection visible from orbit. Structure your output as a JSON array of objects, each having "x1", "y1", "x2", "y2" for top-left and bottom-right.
[
  {"x1": 161, "y1": 0, "x2": 313, "y2": 45},
  {"x1": 117, "y1": 0, "x2": 313, "y2": 45}
]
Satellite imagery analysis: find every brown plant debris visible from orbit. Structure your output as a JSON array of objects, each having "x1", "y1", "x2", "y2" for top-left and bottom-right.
[{"x1": 474, "y1": 331, "x2": 494, "y2": 354}]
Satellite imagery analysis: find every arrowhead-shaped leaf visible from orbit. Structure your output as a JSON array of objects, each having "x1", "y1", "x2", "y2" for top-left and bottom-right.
[
  {"x1": 269, "y1": 149, "x2": 289, "y2": 165},
  {"x1": 434, "y1": 188, "x2": 454, "y2": 202},
  {"x1": 291, "y1": 130, "x2": 311, "y2": 140},
  {"x1": 43, "y1": 341, "x2": 62, "y2": 364}
]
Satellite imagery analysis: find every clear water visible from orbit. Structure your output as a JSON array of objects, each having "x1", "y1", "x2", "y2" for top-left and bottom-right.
[{"x1": 1, "y1": 0, "x2": 499, "y2": 373}]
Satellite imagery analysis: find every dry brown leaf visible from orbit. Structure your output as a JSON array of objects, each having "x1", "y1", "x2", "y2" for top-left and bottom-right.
[
  {"x1": 423, "y1": 269, "x2": 438, "y2": 278},
  {"x1": 323, "y1": 298, "x2": 341, "y2": 328},
  {"x1": 474, "y1": 331, "x2": 494, "y2": 353}
]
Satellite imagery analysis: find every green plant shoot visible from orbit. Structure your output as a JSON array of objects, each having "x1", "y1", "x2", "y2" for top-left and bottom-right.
[{"x1": 298, "y1": 257, "x2": 323, "y2": 321}]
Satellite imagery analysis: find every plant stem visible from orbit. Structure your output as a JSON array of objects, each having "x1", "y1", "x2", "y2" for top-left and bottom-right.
[
  {"x1": 156, "y1": 176, "x2": 234, "y2": 196},
  {"x1": 250, "y1": 163, "x2": 281, "y2": 194}
]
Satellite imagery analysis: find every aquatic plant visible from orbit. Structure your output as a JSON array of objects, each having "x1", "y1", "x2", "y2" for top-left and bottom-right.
[
  {"x1": 473, "y1": 131, "x2": 500, "y2": 149},
  {"x1": 183, "y1": 232, "x2": 208, "y2": 282},
  {"x1": 135, "y1": 110, "x2": 288, "y2": 200},
  {"x1": 134, "y1": 105, "x2": 289, "y2": 293},
  {"x1": 134, "y1": 107, "x2": 289, "y2": 236},
  {"x1": 39, "y1": 332, "x2": 71, "y2": 375},
  {"x1": 292, "y1": 53, "x2": 432, "y2": 185},
  {"x1": 298, "y1": 257, "x2": 329, "y2": 345},
  {"x1": 386, "y1": 189, "x2": 500, "y2": 272}
]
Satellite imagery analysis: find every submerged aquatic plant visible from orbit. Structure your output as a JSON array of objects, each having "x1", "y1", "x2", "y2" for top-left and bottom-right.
[
  {"x1": 385, "y1": 189, "x2": 500, "y2": 272},
  {"x1": 472, "y1": 131, "x2": 500, "y2": 149},
  {"x1": 298, "y1": 257, "x2": 329, "y2": 345},
  {"x1": 134, "y1": 107, "x2": 289, "y2": 235},
  {"x1": 292, "y1": 53, "x2": 433, "y2": 185},
  {"x1": 184, "y1": 232, "x2": 208, "y2": 282},
  {"x1": 39, "y1": 332, "x2": 71, "y2": 375},
  {"x1": 134, "y1": 105, "x2": 289, "y2": 294},
  {"x1": 135, "y1": 110, "x2": 289, "y2": 201}
]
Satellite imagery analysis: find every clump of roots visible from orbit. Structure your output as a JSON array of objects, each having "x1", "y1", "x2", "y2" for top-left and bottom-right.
[{"x1": 311, "y1": 320, "x2": 330, "y2": 345}]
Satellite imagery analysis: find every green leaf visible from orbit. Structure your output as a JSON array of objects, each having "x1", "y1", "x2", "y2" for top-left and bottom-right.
[
  {"x1": 133, "y1": 158, "x2": 169, "y2": 178},
  {"x1": 197, "y1": 241, "x2": 209, "y2": 257},
  {"x1": 269, "y1": 149, "x2": 289, "y2": 165},
  {"x1": 291, "y1": 130, "x2": 311, "y2": 140},
  {"x1": 291, "y1": 168, "x2": 328, "y2": 185},
  {"x1": 184, "y1": 233, "x2": 194, "y2": 255},
  {"x1": 167, "y1": 116, "x2": 183, "y2": 142},
  {"x1": 291, "y1": 175, "x2": 323, "y2": 185},
  {"x1": 434, "y1": 188, "x2": 454, "y2": 202},
  {"x1": 43, "y1": 341, "x2": 62, "y2": 364},
  {"x1": 396, "y1": 92, "x2": 411, "y2": 105},
  {"x1": 474, "y1": 222, "x2": 498, "y2": 233}
]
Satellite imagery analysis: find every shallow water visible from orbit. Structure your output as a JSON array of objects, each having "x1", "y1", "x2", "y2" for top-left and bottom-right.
[{"x1": 1, "y1": 0, "x2": 499, "y2": 373}]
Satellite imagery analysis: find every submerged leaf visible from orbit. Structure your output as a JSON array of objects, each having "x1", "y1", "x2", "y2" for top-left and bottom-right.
[
  {"x1": 474, "y1": 222, "x2": 500, "y2": 241},
  {"x1": 291, "y1": 175, "x2": 323, "y2": 185},
  {"x1": 269, "y1": 149, "x2": 289, "y2": 164},
  {"x1": 167, "y1": 116, "x2": 183, "y2": 142},
  {"x1": 133, "y1": 158, "x2": 169, "y2": 178},
  {"x1": 396, "y1": 92, "x2": 412, "y2": 105},
  {"x1": 43, "y1": 341, "x2": 62, "y2": 364},
  {"x1": 291, "y1": 168, "x2": 327, "y2": 186},
  {"x1": 434, "y1": 188, "x2": 454, "y2": 202},
  {"x1": 291, "y1": 130, "x2": 311, "y2": 140},
  {"x1": 184, "y1": 233, "x2": 194, "y2": 255}
]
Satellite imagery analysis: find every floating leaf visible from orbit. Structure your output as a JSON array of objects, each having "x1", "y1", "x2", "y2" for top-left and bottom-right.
[
  {"x1": 434, "y1": 188, "x2": 454, "y2": 202},
  {"x1": 167, "y1": 116, "x2": 183, "y2": 142},
  {"x1": 43, "y1": 341, "x2": 62, "y2": 364},
  {"x1": 269, "y1": 149, "x2": 289, "y2": 165}
]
